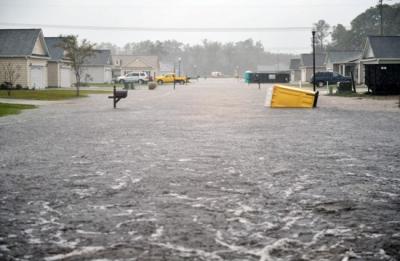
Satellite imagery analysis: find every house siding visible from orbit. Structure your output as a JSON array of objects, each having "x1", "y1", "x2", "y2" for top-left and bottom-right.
[
  {"x1": 0, "y1": 58, "x2": 29, "y2": 87},
  {"x1": 82, "y1": 66, "x2": 106, "y2": 83}
]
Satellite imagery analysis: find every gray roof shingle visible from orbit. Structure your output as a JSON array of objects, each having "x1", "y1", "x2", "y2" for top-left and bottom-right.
[
  {"x1": 300, "y1": 53, "x2": 326, "y2": 67},
  {"x1": 326, "y1": 51, "x2": 361, "y2": 64},
  {"x1": 367, "y1": 36, "x2": 400, "y2": 58},
  {"x1": 84, "y1": 49, "x2": 112, "y2": 66},
  {"x1": 0, "y1": 28, "x2": 46, "y2": 57},
  {"x1": 289, "y1": 58, "x2": 301, "y2": 70},
  {"x1": 44, "y1": 37, "x2": 65, "y2": 61}
]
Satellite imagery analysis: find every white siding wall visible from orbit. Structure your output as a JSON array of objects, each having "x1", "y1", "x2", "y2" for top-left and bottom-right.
[{"x1": 82, "y1": 66, "x2": 105, "y2": 83}]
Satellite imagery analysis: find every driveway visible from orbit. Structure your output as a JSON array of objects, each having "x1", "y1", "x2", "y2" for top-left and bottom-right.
[{"x1": 1, "y1": 79, "x2": 399, "y2": 260}]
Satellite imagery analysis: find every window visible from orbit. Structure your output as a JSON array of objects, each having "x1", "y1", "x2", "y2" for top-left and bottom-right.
[{"x1": 268, "y1": 74, "x2": 276, "y2": 80}]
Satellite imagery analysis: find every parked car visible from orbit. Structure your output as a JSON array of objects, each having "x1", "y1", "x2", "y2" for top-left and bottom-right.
[
  {"x1": 117, "y1": 72, "x2": 149, "y2": 84},
  {"x1": 155, "y1": 73, "x2": 188, "y2": 85},
  {"x1": 310, "y1": 72, "x2": 352, "y2": 87}
]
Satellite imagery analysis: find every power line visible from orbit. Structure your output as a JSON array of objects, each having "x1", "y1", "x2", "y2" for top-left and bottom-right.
[{"x1": 0, "y1": 22, "x2": 312, "y2": 32}]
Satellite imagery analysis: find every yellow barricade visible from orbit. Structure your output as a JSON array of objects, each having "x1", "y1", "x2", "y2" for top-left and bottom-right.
[{"x1": 270, "y1": 85, "x2": 319, "y2": 108}]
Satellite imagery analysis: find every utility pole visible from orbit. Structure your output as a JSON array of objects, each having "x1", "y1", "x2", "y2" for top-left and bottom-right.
[
  {"x1": 380, "y1": 0, "x2": 383, "y2": 35},
  {"x1": 312, "y1": 30, "x2": 316, "y2": 92}
]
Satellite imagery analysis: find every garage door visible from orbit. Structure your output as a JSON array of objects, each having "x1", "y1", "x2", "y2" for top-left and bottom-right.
[
  {"x1": 60, "y1": 67, "x2": 71, "y2": 87},
  {"x1": 30, "y1": 66, "x2": 44, "y2": 89}
]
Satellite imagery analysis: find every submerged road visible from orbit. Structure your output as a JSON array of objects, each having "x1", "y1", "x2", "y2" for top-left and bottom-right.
[{"x1": 1, "y1": 79, "x2": 399, "y2": 260}]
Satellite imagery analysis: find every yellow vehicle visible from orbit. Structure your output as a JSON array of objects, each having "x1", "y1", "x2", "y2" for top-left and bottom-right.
[{"x1": 156, "y1": 73, "x2": 188, "y2": 85}]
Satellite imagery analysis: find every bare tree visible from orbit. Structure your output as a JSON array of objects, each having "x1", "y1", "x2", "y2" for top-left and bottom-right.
[
  {"x1": 58, "y1": 35, "x2": 95, "y2": 96},
  {"x1": 313, "y1": 20, "x2": 330, "y2": 52},
  {"x1": 3, "y1": 62, "x2": 21, "y2": 96}
]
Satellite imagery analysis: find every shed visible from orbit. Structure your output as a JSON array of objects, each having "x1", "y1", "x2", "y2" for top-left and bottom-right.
[{"x1": 361, "y1": 36, "x2": 400, "y2": 94}]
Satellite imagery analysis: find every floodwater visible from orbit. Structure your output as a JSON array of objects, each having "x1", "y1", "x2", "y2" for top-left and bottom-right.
[{"x1": 1, "y1": 79, "x2": 399, "y2": 260}]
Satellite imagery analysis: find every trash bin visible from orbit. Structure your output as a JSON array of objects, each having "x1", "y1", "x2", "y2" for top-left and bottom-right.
[
  {"x1": 269, "y1": 85, "x2": 319, "y2": 108},
  {"x1": 337, "y1": 82, "x2": 352, "y2": 93}
]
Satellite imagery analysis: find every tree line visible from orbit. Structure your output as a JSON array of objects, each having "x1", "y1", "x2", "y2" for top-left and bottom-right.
[{"x1": 97, "y1": 39, "x2": 296, "y2": 76}]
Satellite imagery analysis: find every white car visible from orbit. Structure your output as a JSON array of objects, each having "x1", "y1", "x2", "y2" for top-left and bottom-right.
[{"x1": 117, "y1": 72, "x2": 149, "y2": 84}]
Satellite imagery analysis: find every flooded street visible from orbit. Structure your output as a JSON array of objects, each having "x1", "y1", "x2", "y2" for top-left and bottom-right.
[{"x1": 1, "y1": 79, "x2": 400, "y2": 260}]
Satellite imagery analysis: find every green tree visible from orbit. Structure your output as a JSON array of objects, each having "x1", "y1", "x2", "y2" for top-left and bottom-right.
[
  {"x1": 58, "y1": 35, "x2": 95, "y2": 96},
  {"x1": 328, "y1": 3, "x2": 400, "y2": 51}
]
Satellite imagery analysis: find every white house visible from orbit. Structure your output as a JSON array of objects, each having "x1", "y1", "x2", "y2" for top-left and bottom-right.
[
  {"x1": 299, "y1": 53, "x2": 326, "y2": 82},
  {"x1": 0, "y1": 28, "x2": 50, "y2": 89},
  {"x1": 112, "y1": 55, "x2": 160, "y2": 79}
]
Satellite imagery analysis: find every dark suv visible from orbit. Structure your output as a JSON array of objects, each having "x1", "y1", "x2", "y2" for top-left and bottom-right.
[{"x1": 310, "y1": 72, "x2": 352, "y2": 87}]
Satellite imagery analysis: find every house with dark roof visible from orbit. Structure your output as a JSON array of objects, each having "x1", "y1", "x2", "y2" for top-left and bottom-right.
[
  {"x1": 81, "y1": 49, "x2": 112, "y2": 83},
  {"x1": 299, "y1": 53, "x2": 326, "y2": 82},
  {"x1": 324, "y1": 51, "x2": 363, "y2": 84},
  {"x1": 289, "y1": 58, "x2": 301, "y2": 82},
  {"x1": 0, "y1": 28, "x2": 50, "y2": 89},
  {"x1": 112, "y1": 55, "x2": 160, "y2": 79},
  {"x1": 325, "y1": 51, "x2": 361, "y2": 73},
  {"x1": 45, "y1": 37, "x2": 73, "y2": 87},
  {"x1": 361, "y1": 36, "x2": 400, "y2": 94}
]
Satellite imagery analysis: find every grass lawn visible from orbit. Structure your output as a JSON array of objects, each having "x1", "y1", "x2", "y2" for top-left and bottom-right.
[
  {"x1": 0, "y1": 103, "x2": 37, "y2": 117},
  {"x1": 0, "y1": 89, "x2": 111, "y2": 100}
]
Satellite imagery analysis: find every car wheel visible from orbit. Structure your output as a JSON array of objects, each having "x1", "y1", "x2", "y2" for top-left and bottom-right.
[
  {"x1": 318, "y1": 81, "x2": 324, "y2": 87},
  {"x1": 157, "y1": 80, "x2": 163, "y2": 85},
  {"x1": 179, "y1": 80, "x2": 185, "y2": 85},
  {"x1": 138, "y1": 79, "x2": 144, "y2": 84}
]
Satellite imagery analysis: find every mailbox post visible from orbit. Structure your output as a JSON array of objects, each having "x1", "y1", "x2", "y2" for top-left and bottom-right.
[{"x1": 108, "y1": 85, "x2": 128, "y2": 109}]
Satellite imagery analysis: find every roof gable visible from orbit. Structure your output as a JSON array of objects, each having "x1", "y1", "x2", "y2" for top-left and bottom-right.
[
  {"x1": 0, "y1": 28, "x2": 49, "y2": 57},
  {"x1": 363, "y1": 36, "x2": 400, "y2": 59},
  {"x1": 112, "y1": 55, "x2": 159, "y2": 69},
  {"x1": 125, "y1": 58, "x2": 150, "y2": 68}
]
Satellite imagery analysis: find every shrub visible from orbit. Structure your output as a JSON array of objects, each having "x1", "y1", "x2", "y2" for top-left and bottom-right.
[
  {"x1": 0, "y1": 83, "x2": 8, "y2": 90},
  {"x1": 15, "y1": 84, "x2": 22, "y2": 90},
  {"x1": 148, "y1": 82, "x2": 157, "y2": 90}
]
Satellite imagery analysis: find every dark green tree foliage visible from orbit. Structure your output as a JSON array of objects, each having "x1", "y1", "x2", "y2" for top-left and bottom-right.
[{"x1": 328, "y1": 3, "x2": 400, "y2": 51}]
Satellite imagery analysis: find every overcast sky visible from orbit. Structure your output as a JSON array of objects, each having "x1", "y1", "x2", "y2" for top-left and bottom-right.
[{"x1": 0, "y1": 0, "x2": 398, "y2": 53}]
